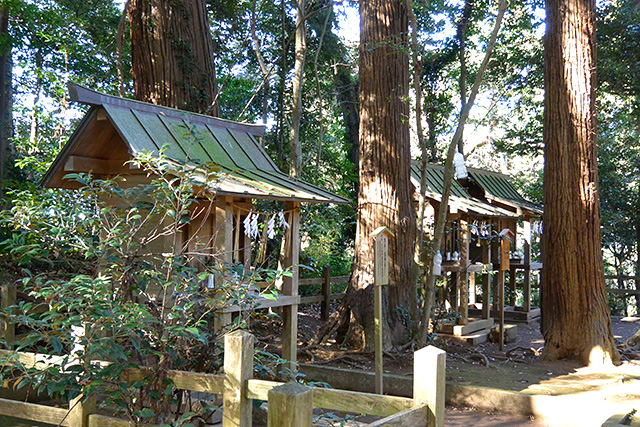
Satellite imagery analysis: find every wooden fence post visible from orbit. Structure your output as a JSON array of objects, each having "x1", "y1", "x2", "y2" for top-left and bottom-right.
[
  {"x1": 0, "y1": 284, "x2": 16, "y2": 348},
  {"x1": 321, "y1": 264, "x2": 331, "y2": 321},
  {"x1": 413, "y1": 345, "x2": 446, "y2": 427},
  {"x1": 223, "y1": 330, "x2": 254, "y2": 427},
  {"x1": 267, "y1": 382, "x2": 313, "y2": 427},
  {"x1": 68, "y1": 394, "x2": 96, "y2": 427}
]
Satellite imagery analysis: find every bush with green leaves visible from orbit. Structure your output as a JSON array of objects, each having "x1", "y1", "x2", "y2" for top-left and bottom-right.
[{"x1": 0, "y1": 150, "x2": 283, "y2": 426}]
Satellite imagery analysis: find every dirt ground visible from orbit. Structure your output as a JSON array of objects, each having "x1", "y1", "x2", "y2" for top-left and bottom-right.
[{"x1": 251, "y1": 304, "x2": 640, "y2": 426}]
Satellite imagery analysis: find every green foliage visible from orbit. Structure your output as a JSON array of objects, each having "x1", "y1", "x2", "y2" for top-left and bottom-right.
[{"x1": 0, "y1": 148, "x2": 285, "y2": 426}]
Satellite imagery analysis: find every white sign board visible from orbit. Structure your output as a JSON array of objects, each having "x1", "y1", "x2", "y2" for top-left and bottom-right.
[{"x1": 374, "y1": 233, "x2": 389, "y2": 286}]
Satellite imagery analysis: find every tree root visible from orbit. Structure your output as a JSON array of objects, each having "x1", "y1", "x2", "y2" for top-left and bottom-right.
[
  {"x1": 506, "y1": 346, "x2": 540, "y2": 358},
  {"x1": 469, "y1": 352, "x2": 490, "y2": 367},
  {"x1": 308, "y1": 302, "x2": 351, "y2": 347}
]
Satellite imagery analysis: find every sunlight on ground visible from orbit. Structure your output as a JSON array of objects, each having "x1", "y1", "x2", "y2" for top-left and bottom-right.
[{"x1": 527, "y1": 362, "x2": 640, "y2": 426}]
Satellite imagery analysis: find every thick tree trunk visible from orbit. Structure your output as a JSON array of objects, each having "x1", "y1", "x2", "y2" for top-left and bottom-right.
[
  {"x1": 345, "y1": 0, "x2": 416, "y2": 349},
  {"x1": 542, "y1": 0, "x2": 615, "y2": 365},
  {"x1": 129, "y1": 0, "x2": 219, "y2": 115},
  {"x1": 0, "y1": 6, "x2": 12, "y2": 199}
]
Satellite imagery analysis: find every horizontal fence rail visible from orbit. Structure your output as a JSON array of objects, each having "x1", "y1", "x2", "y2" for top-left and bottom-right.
[{"x1": 0, "y1": 330, "x2": 446, "y2": 427}]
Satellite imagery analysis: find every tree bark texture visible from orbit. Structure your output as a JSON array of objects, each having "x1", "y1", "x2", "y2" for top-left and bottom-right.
[
  {"x1": 129, "y1": 0, "x2": 219, "y2": 116},
  {"x1": 346, "y1": 0, "x2": 416, "y2": 348},
  {"x1": 542, "y1": 0, "x2": 615, "y2": 364}
]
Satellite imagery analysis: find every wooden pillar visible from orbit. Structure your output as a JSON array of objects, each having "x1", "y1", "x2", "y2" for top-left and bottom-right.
[
  {"x1": 68, "y1": 395, "x2": 96, "y2": 427},
  {"x1": 459, "y1": 220, "x2": 469, "y2": 323},
  {"x1": 242, "y1": 214, "x2": 252, "y2": 276},
  {"x1": 277, "y1": 201, "x2": 300, "y2": 368},
  {"x1": 481, "y1": 242, "x2": 491, "y2": 320},
  {"x1": 321, "y1": 264, "x2": 331, "y2": 321},
  {"x1": 508, "y1": 267, "x2": 517, "y2": 307},
  {"x1": 214, "y1": 197, "x2": 234, "y2": 331},
  {"x1": 267, "y1": 382, "x2": 313, "y2": 427},
  {"x1": 223, "y1": 330, "x2": 254, "y2": 427},
  {"x1": 498, "y1": 229, "x2": 513, "y2": 352},
  {"x1": 0, "y1": 284, "x2": 16, "y2": 348},
  {"x1": 498, "y1": 269, "x2": 505, "y2": 351},
  {"x1": 523, "y1": 219, "x2": 532, "y2": 311},
  {"x1": 414, "y1": 345, "x2": 446, "y2": 427},
  {"x1": 468, "y1": 273, "x2": 476, "y2": 305},
  {"x1": 448, "y1": 272, "x2": 458, "y2": 311}
]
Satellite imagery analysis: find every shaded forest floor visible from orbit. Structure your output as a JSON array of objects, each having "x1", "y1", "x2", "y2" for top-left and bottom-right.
[{"x1": 251, "y1": 304, "x2": 640, "y2": 426}]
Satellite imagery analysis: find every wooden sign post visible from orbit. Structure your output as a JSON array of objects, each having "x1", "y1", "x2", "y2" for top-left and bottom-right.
[
  {"x1": 498, "y1": 228, "x2": 514, "y2": 352},
  {"x1": 372, "y1": 226, "x2": 393, "y2": 395}
]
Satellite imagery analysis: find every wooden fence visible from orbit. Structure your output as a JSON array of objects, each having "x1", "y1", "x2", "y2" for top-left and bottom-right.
[
  {"x1": 604, "y1": 275, "x2": 640, "y2": 314},
  {"x1": 0, "y1": 330, "x2": 446, "y2": 427}
]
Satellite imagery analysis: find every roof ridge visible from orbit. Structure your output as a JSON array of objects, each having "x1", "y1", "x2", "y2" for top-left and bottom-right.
[{"x1": 68, "y1": 82, "x2": 266, "y2": 137}]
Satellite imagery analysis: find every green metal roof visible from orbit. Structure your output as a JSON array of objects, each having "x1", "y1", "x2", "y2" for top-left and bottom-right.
[
  {"x1": 410, "y1": 162, "x2": 517, "y2": 219},
  {"x1": 43, "y1": 84, "x2": 348, "y2": 205},
  {"x1": 467, "y1": 167, "x2": 543, "y2": 215}
]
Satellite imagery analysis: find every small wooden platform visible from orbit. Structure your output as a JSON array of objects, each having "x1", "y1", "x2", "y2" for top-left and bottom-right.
[
  {"x1": 439, "y1": 318, "x2": 494, "y2": 337},
  {"x1": 468, "y1": 305, "x2": 541, "y2": 324},
  {"x1": 438, "y1": 318, "x2": 494, "y2": 345}
]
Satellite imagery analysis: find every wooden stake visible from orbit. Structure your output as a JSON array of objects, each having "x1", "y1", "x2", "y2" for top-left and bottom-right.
[
  {"x1": 0, "y1": 284, "x2": 16, "y2": 348},
  {"x1": 68, "y1": 394, "x2": 96, "y2": 427},
  {"x1": 414, "y1": 345, "x2": 446, "y2": 427},
  {"x1": 223, "y1": 331, "x2": 254, "y2": 427},
  {"x1": 267, "y1": 382, "x2": 313, "y2": 427},
  {"x1": 374, "y1": 282, "x2": 383, "y2": 395}
]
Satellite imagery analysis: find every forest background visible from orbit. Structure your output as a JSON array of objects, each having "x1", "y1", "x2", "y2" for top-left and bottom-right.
[{"x1": 0, "y1": 0, "x2": 639, "y2": 315}]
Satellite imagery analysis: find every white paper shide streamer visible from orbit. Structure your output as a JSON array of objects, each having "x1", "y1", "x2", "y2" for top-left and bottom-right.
[{"x1": 244, "y1": 210, "x2": 290, "y2": 240}]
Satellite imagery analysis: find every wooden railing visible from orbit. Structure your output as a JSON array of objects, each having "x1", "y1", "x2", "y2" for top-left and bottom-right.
[
  {"x1": 604, "y1": 274, "x2": 640, "y2": 314},
  {"x1": 0, "y1": 330, "x2": 446, "y2": 427},
  {"x1": 222, "y1": 265, "x2": 349, "y2": 321}
]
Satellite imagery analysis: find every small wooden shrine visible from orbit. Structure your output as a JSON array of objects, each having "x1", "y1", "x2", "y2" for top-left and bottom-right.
[
  {"x1": 411, "y1": 163, "x2": 543, "y2": 343},
  {"x1": 42, "y1": 83, "x2": 349, "y2": 363}
]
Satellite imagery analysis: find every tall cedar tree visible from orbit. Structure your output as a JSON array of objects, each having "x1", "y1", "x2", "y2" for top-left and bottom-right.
[
  {"x1": 542, "y1": 0, "x2": 616, "y2": 364},
  {"x1": 345, "y1": 0, "x2": 417, "y2": 348},
  {"x1": 129, "y1": 0, "x2": 219, "y2": 115}
]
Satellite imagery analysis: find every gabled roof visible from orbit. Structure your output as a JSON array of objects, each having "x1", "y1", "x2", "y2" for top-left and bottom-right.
[
  {"x1": 410, "y1": 162, "x2": 517, "y2": 219},
  {"x1": 42, "y1": 84, "x2": 348, "y2": 205},
  {"x1": 467, "y1": 167, "x2": 543, "y2": 216}
]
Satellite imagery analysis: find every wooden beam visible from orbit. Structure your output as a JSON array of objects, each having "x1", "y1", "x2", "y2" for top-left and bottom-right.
[
  {"x1": 63, "y1": 155, "x2": 141, "y2": 175},
  {"x1": 366, "y1": 406, "x2": 428, "y2": 426},
  {"x1": 0, "y1": 398, "x2": 70, "y2": 426},
  {"x1": 246, "y1": 379, "x2": 414, "y2": 417}
]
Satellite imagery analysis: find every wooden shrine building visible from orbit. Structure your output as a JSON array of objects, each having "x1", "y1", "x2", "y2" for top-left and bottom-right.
[
  {"x1": 411, "y1": 163, "x2": 543, "y2": 341},
  {"x1": 42, "y1": 83, "x2": 349, "y2": 364}
]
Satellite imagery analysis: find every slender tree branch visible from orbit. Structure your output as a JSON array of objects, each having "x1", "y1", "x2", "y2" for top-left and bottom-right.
[{"x1": 418, "y1": 0, "x2": 508, "y2": 346}]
